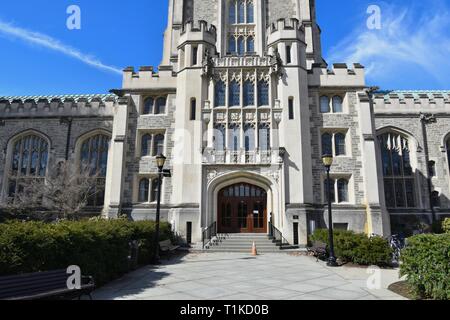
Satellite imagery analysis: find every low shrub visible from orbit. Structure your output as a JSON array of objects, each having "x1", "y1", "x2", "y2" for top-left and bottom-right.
[
  {"x1": 310, "y1": 229, "x2": 393, "y2": 266},
  {"x1": 443, "y1": 218, "x2": 450, "y2": 234},
  {"x1": 400, "y1": 233, "x2": 450, "y2": 300},
  {"x1": 0, "y1": 219, "x2": 173, "y2": 285}
]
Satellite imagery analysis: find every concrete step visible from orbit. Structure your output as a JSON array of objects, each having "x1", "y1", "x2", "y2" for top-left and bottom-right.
[{"x1": 207, "y1": 247, "x2": 282, "y2": 254}]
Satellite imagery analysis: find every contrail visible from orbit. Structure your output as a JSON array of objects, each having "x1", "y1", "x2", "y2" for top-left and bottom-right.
[{"x1": 0, "y1": 19, "x2": 122, "y2": 75}]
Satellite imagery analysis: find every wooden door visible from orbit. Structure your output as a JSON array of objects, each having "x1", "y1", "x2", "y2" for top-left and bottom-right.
[{"x1": 218, "y1": 183, "x2": 267, "y2": 234}]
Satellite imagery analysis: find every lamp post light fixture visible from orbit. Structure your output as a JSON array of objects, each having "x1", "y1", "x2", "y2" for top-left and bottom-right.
[
  {"x1": 152, "y1": 154, "x2": 170, "y2": 264},
  {"x1": 322, "y1": 154, "x2": 338, "y2": 267}
]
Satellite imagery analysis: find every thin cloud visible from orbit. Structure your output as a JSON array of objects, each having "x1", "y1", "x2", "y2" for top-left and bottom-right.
[
  {"x1": 0, "y1": 19, "x2": 122, "y2": 75},
  {"x1": 326, "y1": 2, "x2": 450, "y2": 88}
]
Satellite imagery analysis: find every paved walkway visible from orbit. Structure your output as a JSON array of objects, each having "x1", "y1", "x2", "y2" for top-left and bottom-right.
[{"x1": 93, "y1": 252, "x2": 406, "y2": 300}]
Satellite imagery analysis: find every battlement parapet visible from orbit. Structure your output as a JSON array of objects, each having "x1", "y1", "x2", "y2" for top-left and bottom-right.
[
  {"x1": 308, "y1": 63, "x2": 366, "y2": 87},
  {"x1": 373, "y1": 91, "x2": 450, "y2": 113},
  {"x1": 122, "y1": 65, "x2": 177, "y2": 90},
  {"x1": 179, "y1": 20, "x2": 217, "y2": 46},
  {"x1": 0, "y1": 94, "x2": 116, "y2": 118},
  {"x1": 267, "y1": 18, "x2": 305, "y2": 45}
]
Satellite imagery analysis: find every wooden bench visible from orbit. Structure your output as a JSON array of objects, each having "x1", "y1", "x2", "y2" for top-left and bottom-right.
[
  {"x1": 0, "y1": 269, "x2": 95, "y2": 300},
  {"x1": 307, "y1": 241, "x2": 328, "y2": 262},
  {"x1": 159, "y1": 240, "x2": 180, "y2": 260}
]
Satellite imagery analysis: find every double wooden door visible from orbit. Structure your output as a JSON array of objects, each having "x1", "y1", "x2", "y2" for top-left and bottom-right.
[{"x1": 218, "y1": 183, "x2": 267, "y2": 234}]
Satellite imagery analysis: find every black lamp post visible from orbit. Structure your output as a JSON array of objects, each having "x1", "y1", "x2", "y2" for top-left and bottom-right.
[
  {"x1": 323, "y1": 154, "x2": 338, "y2": 267},
  {"x1": 152, "y1": 154, "x2": 168, "y2": 264}
]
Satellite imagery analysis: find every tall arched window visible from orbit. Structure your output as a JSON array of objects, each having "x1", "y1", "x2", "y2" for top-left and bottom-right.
[
  {"x1": 215, "y1": 81, "x2": 226, "y2": 107},
  {"x1": 138, "y1": 178, "x2": 149, "y2": 202},
  {"x1": 7, "y1": 134, "x2": 49, "y2": 198},
  {"x1": 332, "y1": 96, "x2": 343, "y2": 113},
  {"x1": 379, "y1": 132, "x2": 415, "y2": 208},
  {"x1": 246, "y1": 1, "x2": 254, "y2": 23},
  {"x1": 320, "y1": 96, "x2": 330, "y2": 113},
  {"x1": 228, "y1": 36, "x2": 236, "y2": 54},
  {"x1": 243, "y1": 80, "x2": 254, "y2": 106},
  {"x1": 155, "y1": 97, "x2": 166, "y2": 114},
  {"x1": 257, "y1": 81, "x2": 269, "y2": 106},
  {"x1": 143, "y1": 97, "x2": 154, "y2": 115},
  {"x1": 238, "y1": 0, "x2": 245, "y2": 23},
  {"x1": 141, "y1": 134, "x2": 152, "y2": 157},
  {"x1": 246, "y1": 36, "x2": 254, "y2": 53},
  {"x1": 237, "y1": 37, "x2": 245, "y2": 56},
  {"x1": 80, "y1": 134, "x2": 110, "y2": 207},
  {"x1": 229, "y1": 81, "x2": 240, "y2": 106},
  {"x1": 229, "y1": 1, "x2": 236, "y2": 24},
  {"x1": 244, "y1": 124, "x2": 255, "y2": 152}
]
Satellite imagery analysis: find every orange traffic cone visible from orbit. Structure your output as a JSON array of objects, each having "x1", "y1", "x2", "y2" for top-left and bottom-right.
[{"x1": 251, "y1": 241, "x2": 258, "y2": 256}]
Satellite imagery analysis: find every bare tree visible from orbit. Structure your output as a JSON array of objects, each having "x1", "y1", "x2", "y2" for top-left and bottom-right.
[{"x1": 2, "y1": 161, "x2": 103, "y2": 220}]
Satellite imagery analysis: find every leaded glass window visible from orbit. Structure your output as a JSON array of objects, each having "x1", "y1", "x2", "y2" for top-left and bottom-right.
[
  {"x1": 229, "y1": 81, "x2": 240, "y2": 106},
  {"x1": 337, "y1": 179, "x2": 349, "y2": 203},
  {"x1": 215, "y1": 81, "x2": 226, "y2": 107},
  {"x1": 322, "y1": 133, "x2": 332, "y2": 155},
  {"x1": 237, "y1": 37, "x2": 245, "y2": 56},
  {"x1": 244, "y1": 124, "x2": 255, "y2": 152},
  {"x1": 243, "y1": 81, "x2": 254, "y2": 106},
  {"x1": 379, "y1": 133, "x2": 415, "y2": 208},
  {"x1": 238, "y1": 0, "x2": 245, "y2": 23},
  {"x1": 335, "y1": 133, "x2": 346, "y2": 156},
  {"x1": 247, "y1": 1, "x2": 254, "y2": 23},
  {"x1": 228, "y1": 36, "x2": 236, "y2": 54},
  {"x1": 332, "y1": 96, "x2": 343, "y2": 113},
  {"x1": 320, "y1": 96, "x2": 330, "y2": 113},
  {"x1": 247, "y1": 36, "x2": 254, "y2": 53},
  {"x1": 143, "y1": 97, "x2": 154, "y2": 115},
  {"x1": 257, "y1": 81, "x2": 269, "y2": 106},
  {"x1": 155, "y1": 97, "x2": 166, "y2": 114},
  {"x1": 8, "y1": 134, "x2": 49, "y2": 199},
  {"x1": 141, "y1": 134, "x2": 152, "y2": 157},
  {"x1": 80, "y1": 134, "x2": 110, "y2": 207},
  {"x1": 139, "y1": 178, "x2": 149, "y2": 202},
  {"x1": 258, "y1": 123, "x2": 271, "y2": 151}
]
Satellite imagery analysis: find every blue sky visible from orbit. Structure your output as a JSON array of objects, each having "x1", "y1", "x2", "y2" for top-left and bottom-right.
[{"x1": 0, "y1": 0, "x2": 449, "y2": 96}]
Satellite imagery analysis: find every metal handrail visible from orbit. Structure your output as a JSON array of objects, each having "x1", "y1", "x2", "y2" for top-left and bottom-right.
[
  {"x1": 268, "y1": 221, "x2": 290, "y2": 249},
  {"x1": 202, "y1": 221, "x2": 217, "y2": 249}
]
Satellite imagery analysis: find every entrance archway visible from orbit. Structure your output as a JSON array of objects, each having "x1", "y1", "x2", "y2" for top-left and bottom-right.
[{"x1": 218, "y1": 183, "x2": 267, "y2": 233}]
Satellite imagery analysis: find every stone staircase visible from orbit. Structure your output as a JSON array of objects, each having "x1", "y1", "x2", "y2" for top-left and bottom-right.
[{"x1": 204, "y1": 233, "x2": 282, "y2": 253}]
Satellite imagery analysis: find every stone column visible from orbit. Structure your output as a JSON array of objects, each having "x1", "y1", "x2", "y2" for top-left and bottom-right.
[
  {"x1": 358, "y1": 92, "x2": 391, "y2": 236},
  {"x1": 103, "y1": 97, "x2": 130, "y2": 218}
]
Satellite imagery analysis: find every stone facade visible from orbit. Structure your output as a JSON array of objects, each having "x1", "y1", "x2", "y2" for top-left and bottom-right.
[{"x1": 1, "y1": 0, "x2": 449, "y2": 245}]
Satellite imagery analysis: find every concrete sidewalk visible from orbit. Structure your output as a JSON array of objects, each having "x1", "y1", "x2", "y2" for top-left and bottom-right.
[{"x1": 93, "y1": 252, "x2": 407, "y2": 300}]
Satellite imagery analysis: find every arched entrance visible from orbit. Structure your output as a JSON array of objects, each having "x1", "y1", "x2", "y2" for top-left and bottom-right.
[{"x1": 218, "y1": 183, "x2": 268, "y2": 233}]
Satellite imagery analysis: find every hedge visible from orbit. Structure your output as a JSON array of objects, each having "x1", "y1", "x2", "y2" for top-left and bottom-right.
[
  {"x1": 400, "y1": 233, "x2": 450, "y2": 300},
  {"x1": 443, "y1": 218, "x2": 450, "y2": 233},
  {"x1": 310, "y1": 229, "x2": 393, "y2": 267},
  {"x1": 0, "y1": 219, "x2": 173, "y2": 285}
]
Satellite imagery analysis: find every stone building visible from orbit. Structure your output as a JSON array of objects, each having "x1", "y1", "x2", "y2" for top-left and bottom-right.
[{"x1": 1, "y1": 0, "x2": 449, "y2": 246}]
